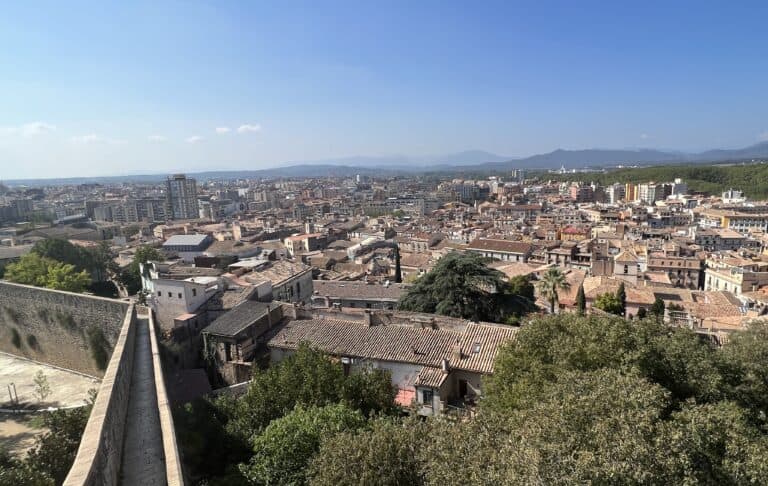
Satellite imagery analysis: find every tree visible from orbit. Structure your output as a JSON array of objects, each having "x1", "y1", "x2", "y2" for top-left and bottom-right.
[
  {"x1": 651, "y1": 296, "x2": 665, "y2": 319},
  {"x1": 43, "y1": 261, "x2": 91, "y2": 292},
  {"x1": 220, "y1": 345, "x2": 394, "y2": 441},
  {"x1": 241, "y1": 404, "x2": 366, "y2": 486},
  {"x1": 593, "y1": 291, "x2": 624, "y2": 316},
  {"x1": 310, "y1": 417, "x2": 425, "y2": 486},
  {"x1": 5, "y1": 253, "x2": 90, "y2": 293},
  {"x1": 575, "y1": 283, "x2": 586, "y2": 316},
  {"x1": 616, "y1": 281, "x2": 627, "y2": 317},
  {"x1": 33, "y1": 370, "x2": 51, "y2": 403},
  {"x1": 398, "y1": 252, "x2": 511, "y2": 322},
  {"x1": 637, "y1": 307, "x2": 647, "y2": 319},
  {"x1": 538, "y1": 267, "x2": 571, "y2": 314},
  {"x1": 393, "y1": 245, "x2": 402, "y2": 283},
  {"x1": 118, "y1": 245, "x2": 163, "y2": 294}
]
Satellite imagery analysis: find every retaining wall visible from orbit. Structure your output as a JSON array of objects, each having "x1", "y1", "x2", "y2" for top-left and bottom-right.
[
  {"x1": 63, "y1": 304, "x2": 137, "y2": 486},
  {"x1": 0, "y1": 281, "x2": 129, "y2": 376}
]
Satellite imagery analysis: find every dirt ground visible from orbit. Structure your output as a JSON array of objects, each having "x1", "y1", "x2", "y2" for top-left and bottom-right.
[
  {"x1": 0, "y1": 353, "x2": 100, "y2": 410},
  {"x1": 0, "y1": 413, "x2": 45, "y2": 457},
  {"x1": 0, "y1": 352, "x2": 100, "y2": 457}
]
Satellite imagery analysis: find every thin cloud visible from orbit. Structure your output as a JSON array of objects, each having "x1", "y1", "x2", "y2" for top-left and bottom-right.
[
  {"x1": 148, "y1": 135, "x2": 167, "y2": 142},
  {"x1": 215, "y1": 127, "x2": 231, "y2": 134},
  {"x1": 186, "y1": 136, "x2": 203, "y2": 144},
  {"x1": 71, "y1": 134, "x2": 125, "y2": 144},
  {"x1": 640, "y1": 133, "x2": 650, "y2": 140},
  {"x1": 758, "y1": 131, "x2": 768, "y2": 142},
  {"x1": 1, "y1": 121, "x2": 57, "y2": 137},
  {"x1": 237, "y1": 124, "x2": 261, "y2": 134}
]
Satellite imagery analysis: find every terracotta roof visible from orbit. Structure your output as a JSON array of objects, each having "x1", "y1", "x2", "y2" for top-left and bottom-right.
[
  {"x1": 467, "y1": 239, "x2": 533, "y2": 254},
  {"x1": 268, "y1": 319, "x2": 517, "y2": 374},
  {"x1": 414, "y1": 367, "x2": 448, "y2": 388}
]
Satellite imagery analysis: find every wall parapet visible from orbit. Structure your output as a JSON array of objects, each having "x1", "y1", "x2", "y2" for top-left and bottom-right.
[
  {"x1": 64, "y1": 303, "x2": 137, "y2": 486},
  {"x1": 148, "y1": 310, "x2": 186, "y2": 485}
]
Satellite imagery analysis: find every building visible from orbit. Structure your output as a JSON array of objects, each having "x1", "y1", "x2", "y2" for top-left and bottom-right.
[
  {"x1": 646, "y1": 254, "x2": 703, "y2": 289},
  {"x1": 162, "y1": 233, "x2": 214, "y2": 263},
  {"x1": 466, "y1": 239, "x2": 533, "y2": 263},
  {"x1": 284, "y1": 233, "x2": 325, "y2": 257},
  {"x1": 166, "y1": 174, "x2": 199, "y2": 220},
  {"x1": 311, "y1": 280, "x2": 406, "y2": 310},
  {"x1": 203, "y1": 301, "x2": 285, "y2": 385},
  {"x1": 268, "y1": 312, "x2": 517, "y2": 415},
  {"x1": 704, "y1": 254, "x2": 768, "y2": 295}
]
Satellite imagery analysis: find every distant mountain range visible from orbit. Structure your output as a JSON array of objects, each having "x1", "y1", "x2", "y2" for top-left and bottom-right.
[{"x1": 6, "y1": 143, "x2": 768, "y2": 186}]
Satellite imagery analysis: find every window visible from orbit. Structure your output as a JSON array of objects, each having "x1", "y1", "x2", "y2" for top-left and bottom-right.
[
  {"x1": 158, "y1": 291, "x2": 162, "y2": 296},
  {"x1": 178, "y1": 293, "x2": 182, "y2": 299},
  {"x1": 192, "y1": 288, "x2": 197, "y2": 297},
  {"x1": 472, "y1": 342, "x2": 481, "y2": 354},
  {"x1": 422, "y1": 389, "x2": 434, "y2": 405},
  {"x1": 623, "y1": 265, "x2": 628, "y2": 274},
  {"x1": 168, "y1": 292, "x2": 172, "y2": 298}
]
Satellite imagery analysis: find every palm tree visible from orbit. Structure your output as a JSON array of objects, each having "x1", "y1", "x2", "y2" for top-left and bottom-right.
[{"x1": 538, "y1": 267, "x2": 571, "y2": 314}]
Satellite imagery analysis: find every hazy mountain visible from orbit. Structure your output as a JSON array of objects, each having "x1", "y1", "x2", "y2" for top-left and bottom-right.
[{"x1": 8, "y1": 143, "x2": 768, "y2": 186}]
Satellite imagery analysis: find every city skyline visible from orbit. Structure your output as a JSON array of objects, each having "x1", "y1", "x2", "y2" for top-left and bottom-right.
[{"x1": 2, "y1": 1, "x2": 768, "y2": 179}]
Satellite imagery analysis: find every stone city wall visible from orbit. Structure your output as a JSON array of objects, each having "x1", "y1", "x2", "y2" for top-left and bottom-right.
[{"x1": 0, "y1": 281, "x2": 130, "y2": 376}]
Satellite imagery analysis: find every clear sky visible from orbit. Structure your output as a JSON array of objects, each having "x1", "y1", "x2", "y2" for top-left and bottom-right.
[{"x1": 2, "y1": 0, "x2": 768, "y2": 179}]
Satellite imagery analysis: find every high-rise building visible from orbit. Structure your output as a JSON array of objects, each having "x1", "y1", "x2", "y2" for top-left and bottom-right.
[
  {"x1": 625, "y1": 183, "x2": 638, "y2": 202},
  {"x1": 165, "y1": 174, "x2": 199, "y2": 220}
]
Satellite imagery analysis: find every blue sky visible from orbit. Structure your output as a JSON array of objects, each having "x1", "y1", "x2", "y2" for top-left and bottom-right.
[{"x1": 1, "y1": 1, "x2": 768, "y2": 178}]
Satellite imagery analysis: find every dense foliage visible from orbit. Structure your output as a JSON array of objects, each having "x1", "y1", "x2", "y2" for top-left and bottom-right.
[
  {"x1": 175, "y1": 345, "x2": 396, "y2": 484},
  {"x1": 5, "y1": 253, "x2": 91, "y2": 292},
  {"x1": 398, "y1": 252, "x2": 536, "y2": 322},
  {"x1": 548, "y1": 162, "x2": 768, "y2": 198},
  {"x1": 175, "y1": 315, "x2": 768, "y2": 485},
  {"x1": 0, "y1": 405, "x2": 91, "y2": 485}
]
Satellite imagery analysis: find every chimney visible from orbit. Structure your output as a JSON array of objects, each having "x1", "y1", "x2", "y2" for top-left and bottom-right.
[
  {"x1": 451, "y1": 339, "x2": 463, "y2": 363},
  {"x1": 363, "y1": 309, "x2": 373, "y2": 326},
  {"x1": 441, "y1": 358, "x2": 450, "y2": 373}
]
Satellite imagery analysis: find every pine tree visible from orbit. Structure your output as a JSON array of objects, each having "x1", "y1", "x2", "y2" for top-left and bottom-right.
[
  {"x1": 576, "y1": 283, "x2": 586, "y2": 316},
  {"x1": 616, "y1": 282, "x2": 627, "y2": 317},
  {"x1": 393, "y1": 245, "x2": 402, "y2": 283}
]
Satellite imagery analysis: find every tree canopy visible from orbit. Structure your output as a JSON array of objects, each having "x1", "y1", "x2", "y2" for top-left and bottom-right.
[
  {"x1": 173, "y1": 315, "x2": 768, "y2": 485},
  {"x1": 398, "y1": 252, "x2": 534, "y2": 322},
  {"x1": 5, "y1": 253, "x2": 91, "y2": 293}
]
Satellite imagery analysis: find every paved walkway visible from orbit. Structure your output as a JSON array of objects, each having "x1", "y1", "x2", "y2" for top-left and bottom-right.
[{"x1": 119, "y1": 318, "x2": 166, "y2": 485}]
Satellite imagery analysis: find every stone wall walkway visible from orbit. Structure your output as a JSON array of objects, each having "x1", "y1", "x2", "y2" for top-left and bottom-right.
[{"x1": 119, "y1": 318, "x2": 166, "y2": 485}]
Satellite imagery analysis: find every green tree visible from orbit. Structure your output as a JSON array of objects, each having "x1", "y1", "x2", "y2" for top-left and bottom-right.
[
  {"x1": 4, "y1": 253, "x2": 51, "y2": 286},
  {"x1": 310, "y1": 417, "x2": 425, "y2": 486},
  {"x1": 43, "y1": 261, "x2": 91, "y2": 292},
  {"x1": 33, "y1": 370, "x2": 51, "y2": 403},
  {"x1": 537, "y1": 267, "x2": 571, "y2": 314},
  {"x1": 221, "y1": 345, "x2": 394, "y2": 441},
  {"x1": 118, "y1": 245, "x2": 163, "y2": 294},
  {"x1": 398, "y1": 252, "x2": 510, "y2": 322},
  {"x1": 593, "y1": 291, "x2": 623, "y2": 315},
  {"x1": 23, "y1": 406, "x2": 91, "y2": 484},
  {"x1": 616, "y1": 281, "x2": 627, "y2": 316},
  {"x1": 651, "y1": 296, "x2": 665, "y2": 319},
  {"x1": 575, "y1": 283, "x2": 586, "y2": 316},
  {"x1": 5, "y1": 253, "x2": 90, "y2": 293},
  {"x1": 241, "y1": 404, "x2": 366, "y2": 486}
]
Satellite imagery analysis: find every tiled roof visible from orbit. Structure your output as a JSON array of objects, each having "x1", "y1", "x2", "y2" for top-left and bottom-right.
[
  {"x1": 268, "y1": 318, "x2": 517, "y2": 374},
  {"x1": 313, "y1": 280, "x2": 406, "y2": 300},
  {"x1": 467, "y1": 239, "x2": 533, "y2": 254},
  {"x1": 203, "y1": 301, "x2": 280, "y2": 337},
  {"x1": 414, "y1": 367, "x2": 448, "y2": 388}
]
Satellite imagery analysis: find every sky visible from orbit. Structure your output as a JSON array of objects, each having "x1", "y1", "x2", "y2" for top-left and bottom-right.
[{"x1": 2, "y1": 0, "x2": 768, "y2": 179}]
